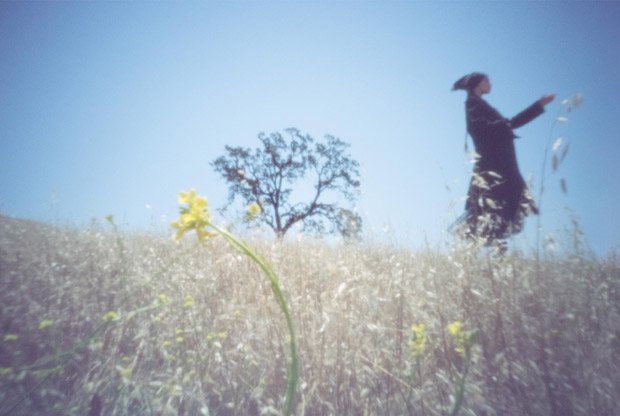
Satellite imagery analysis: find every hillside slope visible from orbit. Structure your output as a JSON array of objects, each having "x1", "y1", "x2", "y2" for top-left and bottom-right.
[{"x1": 1, "y1": 215, "x2": 619, "y2": 415}]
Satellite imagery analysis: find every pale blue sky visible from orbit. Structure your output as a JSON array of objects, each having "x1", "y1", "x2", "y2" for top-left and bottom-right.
[{"x1": 1, "y1": 2, "x2": 619, "y2": 255}]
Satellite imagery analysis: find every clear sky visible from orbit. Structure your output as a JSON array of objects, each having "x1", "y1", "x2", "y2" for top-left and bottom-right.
[{"x1": 1, "y1": 1, "x2": 619, "y2": 256}]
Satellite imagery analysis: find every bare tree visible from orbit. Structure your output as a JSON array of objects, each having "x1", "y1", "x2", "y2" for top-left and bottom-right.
[{"x1": 211, "y1": 128, "x2": 362, "y2": 239}]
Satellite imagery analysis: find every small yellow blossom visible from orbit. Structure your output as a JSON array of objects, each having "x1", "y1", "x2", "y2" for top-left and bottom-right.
[
  {"x1": 39, "y1": 320, "x2": 53, "y2": 330},
  {"x1": 0, "y1": 368, "x2": 12, "y2": 376},
  {"x1": 170, "y1": 189, "x2": 217, "y2": 242},
  {"x1": 175, "y1": 329, "x2": 184, "y2": 335},
  {"x1": 3, "y1": 334, "x2": 18, "y2": 342},
  {"x1": 409, "y1": 324, "x2": 427, "y2": 356},
  {"x1": 162, "y1": 341, "x2": 170, "y2": 348},
  {"x1": 102, "y1": 311, "x2": 119, "y2": 322},
  {"x1": 245, "y1": 203, "x2": 261, "y2": 221},
  {"x1": 158, "y1": 294, "x2": 167, "y2": 304},
  {"x1": 176, "y1": 337, "x2": 184, "y2": 343},
  {"x1": 447, "y1": 321, "x2": 461, "y2": 337},
  {"x1": 218, "y1": 332, "x2": 227, "y2": 339},
  {"x1": 153, "y1": 316, "x2": 162, "y2": 323},
  {"x1": 207, "y1": 332, "x2": 216, "y2": 340},
  {"x1": 118, "y1": 368, "x2": 132, "y2": 380},
  {"x1": 184, "y1": 295, "x2": 195, "y2": 308},
  {"x1": 447, "y1": 321, "x2": 478, "y2": 357},
  {"x1": 234, "y1": 310, "x2": 241, "y2": 319}
]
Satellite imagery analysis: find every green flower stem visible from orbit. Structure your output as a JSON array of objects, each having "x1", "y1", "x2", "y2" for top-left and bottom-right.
[
  {"x1": 208, "y1": 222, "x2": 298, "y2": 416},
  {"x1": 449, "y1": 348, "x2": 472, "y2": 416}
]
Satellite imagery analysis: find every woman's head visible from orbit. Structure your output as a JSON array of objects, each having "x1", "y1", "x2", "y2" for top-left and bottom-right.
[{"x1": 452, "y1": 72, "x2": 489, "y2": 95}]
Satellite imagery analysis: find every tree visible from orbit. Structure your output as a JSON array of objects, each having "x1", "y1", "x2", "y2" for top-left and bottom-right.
[{"x1": 211, "y1": 128, "x2": 362, "y2": 239}]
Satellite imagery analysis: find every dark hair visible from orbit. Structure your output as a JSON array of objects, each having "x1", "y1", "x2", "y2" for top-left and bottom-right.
[{"x1": 452, "y1": 72, "x2": 487, "y2": 93}]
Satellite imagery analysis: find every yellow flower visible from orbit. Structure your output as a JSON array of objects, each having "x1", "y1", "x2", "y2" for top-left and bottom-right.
[
  {"x1": 102, "y1": 311, "x2": 119, "y2": 322},
  {"x1": 153, "y1": 316, "x2": 162, "y2": 323},
  {"x1": 121, "y1": 356, "x2": 130, "y2": 362},
  {"x1": 0, "y1": 368, "x2": 12, "y2": 375},
  {"x1": 39, "y1": 320, "x2": 53, "y2": 330},
  {"x1": 447, "y1": 321, "x2": 461, "y2": 337},
  {"x1": 245, "y1": 203, "x2": 261, "y2": 221},
  {"x1": 234, "y1": 310, "x2": 241, "y2": 319},
  {"x1": 184, "y1": 295, "x2": 195, "y2": 308},
  {"x1": 118, "y1": 368, "x2": 132, "y2": 380},
  {"x1": 175, "y1": 329, "x2": 183, "y2": 335},
  {"x1": 3, "y1": 334, "x2": 18, "y2": 342},
  {"x1": 162, "y1": 341, "x2": 170, "y2": 348},
  {"x1": 158, "y1": 294, "x2": 167, "y2": 304},
  {"x1": 409, "y1": 324, "x2": 427, "y2": 356},
  {"x1": 171, "y1": 189, "x2": 216, "y2": 242},
  {"x1": 218, "y1": 332, "x2": 227, "y2": 339},
  {"x1": 411, "y1": 324, "x2": 425, "y2": 333},
  {"x1": 176, "y1": 337, "x2": 184, "y2": 343},
  {"x1": 447, "y1": 321, "x2": 478, "y2": 357}
]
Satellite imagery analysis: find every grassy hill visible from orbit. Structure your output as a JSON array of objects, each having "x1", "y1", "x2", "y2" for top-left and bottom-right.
[{"x1": 1, "y1": 215, "x2": 619, "y2": 415}]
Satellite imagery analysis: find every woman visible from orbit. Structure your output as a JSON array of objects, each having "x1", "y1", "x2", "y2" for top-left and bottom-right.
[{"x1": 452, "y1": 72, "x2": 555, "y2": 244}]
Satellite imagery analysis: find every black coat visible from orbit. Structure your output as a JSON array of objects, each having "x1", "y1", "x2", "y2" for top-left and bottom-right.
[{"x1": 464, "y1": 95, "x2": 544, "y2": 240}]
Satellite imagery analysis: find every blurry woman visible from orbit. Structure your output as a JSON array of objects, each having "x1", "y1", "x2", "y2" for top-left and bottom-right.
[{"x1": 452, "y1": 72, "x2": 555, "y2": 247}]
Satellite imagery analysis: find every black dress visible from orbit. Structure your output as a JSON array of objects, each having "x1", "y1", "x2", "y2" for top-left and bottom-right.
[{"x1": 463, "y1": 95, "x2": 544, "y2": 241}]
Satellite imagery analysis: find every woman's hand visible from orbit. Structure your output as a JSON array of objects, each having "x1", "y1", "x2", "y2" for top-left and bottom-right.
[{"x1": 539, "y1": 93, "x2": 556, "y2": 107}]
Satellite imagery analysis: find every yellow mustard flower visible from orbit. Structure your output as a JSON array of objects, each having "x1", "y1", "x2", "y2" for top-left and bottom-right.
[
  {"x1": 102, "y1": 311, "x2": 119, "y2": 322},
  {"x1": 184, "y1": 295, "x2": 195, "y2": 308},
  {"x1": 39, "y1": 320, "x2": 53, "y2": 330},
  {"x1": 170, "y1": 189, "x2": 217, "y2": 242},
  {"x1": 158, "y1": 294, "x2": 167, "y2": 304},
  {"x1": 3, "y1": 334, "x2": 18, "y2": 342},
  {"x1": 447, "y1": 321, "x2": 461, "y2": 337},
  {"x1": 176, "y1": 337, "x2": 184, "y2": 343},
  {"x1": 118, "y1": 368, "x2": 132, "y2": 380},
  {"x1": 409, "y1": 324, "x2": 427, "y2": 356},
  {"x1": 447, "y1": 321, "x2": 478, "y2": 357},
  {"x1": 162, "y1": 341, "x2": 170, "y2": 348},
  {"x1": 218, "y1": 332, "x2": 227, "y2": 339},
  {"x1": 175, "y1": 329, "x2": 183, "y2": 335},
  {"x1": 245, "y1": 203, "x2": 261, "y2": 221},
  {"x1": 234, "y1": 310, "x2": 241, "y2": 319},
  {"x1": 153, "y1": 316, "x2": 162, "y2": 323}
]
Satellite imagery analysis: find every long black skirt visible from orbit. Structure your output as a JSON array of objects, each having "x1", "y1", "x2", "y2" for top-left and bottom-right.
[{"x1": 462, "y1": 169, "x2": 538, "y2": 242}]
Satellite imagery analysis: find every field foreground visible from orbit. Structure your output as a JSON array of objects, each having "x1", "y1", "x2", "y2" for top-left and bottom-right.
[{"x1": 1, "y1": 215, "x2": 619, "y2": 416}]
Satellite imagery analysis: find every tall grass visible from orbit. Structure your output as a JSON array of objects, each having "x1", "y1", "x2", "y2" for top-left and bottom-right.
[{"x1": 1, "y1": 214, "x2": 619, "y2": 415}]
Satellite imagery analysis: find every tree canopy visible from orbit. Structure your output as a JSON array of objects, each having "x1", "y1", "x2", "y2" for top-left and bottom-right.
[{"x1": 211, "y1": 128, "x2": 362, "y2": 239}]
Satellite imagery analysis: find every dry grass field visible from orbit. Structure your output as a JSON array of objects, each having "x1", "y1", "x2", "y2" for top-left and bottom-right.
[{"x1": 1, "y1": 214, "x2": 619, "y2": 416}]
